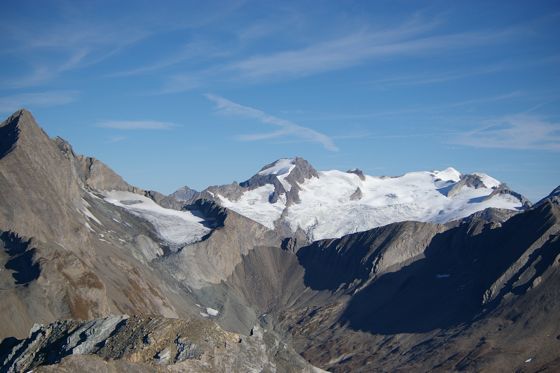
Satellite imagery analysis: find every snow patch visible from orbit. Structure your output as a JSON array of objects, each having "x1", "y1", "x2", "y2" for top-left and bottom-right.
[
  {"x1": 206, "y1": 307, "x2": 219, "y2": 316},
  {"x1": 103, "y1": 191, "x2": 210, "y2": 246},
  {"x1": 84, "y1": 221, "x2": 94, "y2": 232},
  {"x1": 80, "y1": 199, "x2": 102, "y2": 225},
  {"x1": 217, "y1": 184, "x2": 285, "y2": 229}
]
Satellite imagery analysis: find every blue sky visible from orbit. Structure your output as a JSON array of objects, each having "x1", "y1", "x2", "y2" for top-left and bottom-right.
[{"x1": 1, "y1": 0, "x2": 559, "y2": 201}]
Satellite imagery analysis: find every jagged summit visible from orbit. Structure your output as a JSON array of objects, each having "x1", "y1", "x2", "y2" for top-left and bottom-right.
[
  {"x1": 243, "y1": 157, "x2": 317, "y2": 185},
  {"x1": 0, "y1": 109, "x2": 51, "y2": 158},
  {"x1": 257, "y1": 158, "x2": 297, "y2": 176},
  {"x1": 239, "y1": 157, "x2": 318, "y2": 205}
]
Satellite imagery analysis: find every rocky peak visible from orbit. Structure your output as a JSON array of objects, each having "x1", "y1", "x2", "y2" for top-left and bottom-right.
[
  {"x1": 54, "y1": 136, "x2": 77, "y2": 159},
  {"x1": 76, "y1": 155, "x2": 142, "y2": 194},
  {"x1": 170, "y1": 186, "x2": 199, "y2": 202},
  {"x1": 239, "y1": 157, "x2": 318, "y2": 205},
  {"x1": 446, "y1": 174, "x2": 491, "y2": 197},
  {"x1": 0, "y1": 109, "x2": 52, "y2": 158},
  {"x1": 285, "y1": 157, "x2": 319, "y2": 183},
  {"x1": 0, "y1": 110, "x2": 86, "y2": 245},
  {"x1": 347, "y1": 168, "x2": 366, "y2": 181}
]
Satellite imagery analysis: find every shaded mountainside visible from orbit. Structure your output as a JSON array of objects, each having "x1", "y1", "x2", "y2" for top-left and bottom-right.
[
  {"x1": 282, "y1": 200, "x2": 560, "y2": 372},
  {"x1": 1, "y1": 109, "x2": 559, "y2": 372}
]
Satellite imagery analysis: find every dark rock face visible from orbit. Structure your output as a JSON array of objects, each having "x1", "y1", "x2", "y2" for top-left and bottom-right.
[
  {"x1": 340, "y1": 202, "x2": 559, "y2": 334},
  {"x1": 0, "y1": 110, "x2": 25, "y2": 158},
  {"x1": 1, "y1": 231, "x2": 40, "y2": 285},
  {"x1": 349, "y1": 187, "x2": 362, "y2": 201}
]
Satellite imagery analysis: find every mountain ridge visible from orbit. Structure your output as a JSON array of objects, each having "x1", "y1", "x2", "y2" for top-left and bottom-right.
[
  {"x1": 193, "y1": 157, "x2": 530, "y2": 240},
  {"x1": 1, "y1": 109, "x2": 559, "y2": 372}
]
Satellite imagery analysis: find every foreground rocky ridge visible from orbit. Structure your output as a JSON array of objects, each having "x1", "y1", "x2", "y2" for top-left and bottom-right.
[
  {"x1": 1, "y1": 109, "x2": 559, "y2": 372},
  {"x1": 1, "y1": 315, "x2": 322, "y2": 373}
]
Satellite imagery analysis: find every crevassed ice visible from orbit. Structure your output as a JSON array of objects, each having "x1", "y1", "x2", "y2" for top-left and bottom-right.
[{"x1": 217, "y1": 168, "x2": 523, "y2": 241}]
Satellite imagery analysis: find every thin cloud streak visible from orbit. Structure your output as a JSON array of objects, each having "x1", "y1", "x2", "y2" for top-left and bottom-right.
[
  {"x1": 97, "y1": 120, "x2": 177, "y2": 130},
  {"x1": 1, "y1": 13, "x2": 173, "y2": 88},
  {"x1": 367, "y1": 55, "x2": 560, "y2": 88},
  {"x1": 0, "y1": 91, "x2": 79, "y2": 113},
  {"x1": 205, "y1": 94, "x2": 338, "y2": 151},
  {"x1": 108, "y1": 41, "x2": 229, "y2": 78},
  {"x1": 3, "y1": 49, "x2": 91, "y2": 89},
  {"x1": 453, "y1": 115, "x2": 560, "y2": 151},
  {"x1": 231, "y1": 26, "x2": 515, "y2": 80}
]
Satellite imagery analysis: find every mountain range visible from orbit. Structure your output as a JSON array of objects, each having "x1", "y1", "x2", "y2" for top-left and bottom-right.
[{"x1": 1, "y1": 109, "x2": 559, "y2": 372}]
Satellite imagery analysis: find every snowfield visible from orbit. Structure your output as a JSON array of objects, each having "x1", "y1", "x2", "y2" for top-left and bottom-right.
[
  {"x1": 103, "y1": 191, "x2": 210, "y2": 246},
  {"x1": 216, "y1": 166, "x2": 524, "y2": 241},
  {"x1": 217, "y1": 184, "x2": 285, "y2": 229}
]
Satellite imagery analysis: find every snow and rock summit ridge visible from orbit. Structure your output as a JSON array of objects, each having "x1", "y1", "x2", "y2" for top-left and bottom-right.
[
  {"x1": 258, "y1": 158, "x2": 296, "y2": 176},
  {"x1": 210, "y1": 158, "x2": 531, "y2": 240}
]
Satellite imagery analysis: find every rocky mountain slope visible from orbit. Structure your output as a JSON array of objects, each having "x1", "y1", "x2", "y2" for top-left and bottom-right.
[
  {"x1": 1, "y1": 109, "x2": 559, "y2": 372},
  {"x1": 1, "y1": 315, "x2": 322, "y2": 373}
]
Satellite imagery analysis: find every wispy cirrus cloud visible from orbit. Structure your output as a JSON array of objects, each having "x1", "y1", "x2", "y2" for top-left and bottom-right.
[
  {"x1": 3, "y1": 49, "x2": 91, "y2": 89},
  {"x1": 108, "y1": 41, "x2": 230, "y2": 78},
  {"x1": 231, "y1": 24, "x2": 515, "y2": 80},
  {"x1": 0, "y1": 90, "x2": 79, "y2": 113},
  {"x1": 453, "y1": 115, "x2": 560, "y2": 151},
  {"x1": 97, "y1": 120, "x2": 177, "y2": 130},
  {"x1": 368, "y1": 55, "x2": 560, "y2": 88},
  {"x1": 0, "y1": 7, "x2": 178, "y2": 88},
  {"x1": 206, "y1": 94, "x2": 338, "y2": 151}
]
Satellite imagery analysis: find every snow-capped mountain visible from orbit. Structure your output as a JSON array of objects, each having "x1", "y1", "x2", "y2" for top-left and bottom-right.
[
  {"x1": 206, "y1": 158, "x2": 529, "y2": 240},
  {"x1": 3, "y1": 110, "x2": 560, "y2": 373}
]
